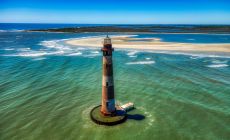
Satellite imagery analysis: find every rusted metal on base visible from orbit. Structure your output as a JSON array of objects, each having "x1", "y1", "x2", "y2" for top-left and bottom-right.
[
  {"x1": 90, "y1": 105, "x2": 127, "y2": 126},
  {"x1": 100, "y1": 109, "x2": 116, "y2": 116}
]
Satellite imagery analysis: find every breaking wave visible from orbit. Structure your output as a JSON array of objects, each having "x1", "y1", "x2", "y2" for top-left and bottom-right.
[
  {"x1": 3, "y1": 38, "x2": 85, "y2": 57},
  {"x1": 2, "y1": 48, "x2": 15, "y2": 51},
  {"x1": 211, "y1": 60, "x2": 228, "y2": 64},
  {"x1": 3, "y1": 51, "x2": 59, "y2": 57},
  {"x1": 83, "y1": 53, "x2": 101, "y2": 58},
  {"x1": 127, "y1": 50, "x2": 138, "y2": 58},
  {"x1": 32, "y1": 57, "x2": 46, "y2": 61},
  {"x1": 146, "y1": 50, "x2": 230, "y2": 59},
  {"x1": 0, "y1": 29, "x2": 24, "y2": 32},
  {"x1": 127, "y1": 51, "x2": 138, "y2": 56},
  {"x1": 91, "y1": 51, "x2": 99, "y2": 54},
  {"x1": 39, "y1": 39, "x2": 72, "y2": 51},
  {"x1": 3, "y1": 35, "x2": 230, "y2": 59},
  {"x1": 206, "y1": 59, "x2": 229, "y2": 68},
  {"x1": 207, "y1": 64, "x2": 228, "y2": 68},
  {"x1": 66, "y1": 52, "x2": 83, "y2": 56},
  {"x1": 126, "y1": 61, "x2": 155, "y2": 65},
  {"x1": 17, "y1": 48, "x2": 31, "y2": 51}
]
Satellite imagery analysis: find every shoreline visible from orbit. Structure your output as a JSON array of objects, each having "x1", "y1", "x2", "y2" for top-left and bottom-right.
[
  {"x1": 65, "y1": 35, "x2": 230, "y2": 54},
  {"x1": 26, "y1": 25, "x2": 230, "y2": 34},
  {"x1": 25, "y1": 30, "x2": 230, "y2": 35}
]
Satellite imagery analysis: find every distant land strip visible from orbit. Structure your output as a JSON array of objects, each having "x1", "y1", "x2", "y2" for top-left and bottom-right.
[{"x1": 27, "y1": 25, "x2": 230, "y2": 34}]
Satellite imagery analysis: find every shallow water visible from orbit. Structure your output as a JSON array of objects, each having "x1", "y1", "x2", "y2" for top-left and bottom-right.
[{"x1": 0, "y1": 32, "x2": 230, "y2": 140}]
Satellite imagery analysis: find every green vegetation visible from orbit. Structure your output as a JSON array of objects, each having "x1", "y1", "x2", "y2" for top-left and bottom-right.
[{"x1": 28, "y1": 25, "x2": 230, "y2": 33}]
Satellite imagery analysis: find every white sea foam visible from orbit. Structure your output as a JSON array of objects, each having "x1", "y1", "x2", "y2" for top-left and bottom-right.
[
  {"x1": 81, "y1": 50, "x2": 102, "y2": 58},
  {"x1": 124, "y1": 48, "x2": 230, "y2": 59},
  {"x1": 40, "y1": 40, "x2": 72, "y2": 51},
  {"x1": 32, "y1": 57, "x2": 46, "y2": 61},
  {"x1": 127, "y1": 51, "x2": 138, "y2": 56},
  {"x1": 207, "y1": 64, "x2": 228, "y2": 68},
  {"x1": 212, "y1": 60, "x2": 228, "y2": 64},
  {"x1": 3, "y1": 50, "x2": 64, "y2": 57},
  {"x1": 4, "y1": 52, "x2": 48, "y2": 57},
  {"x1": 0, "y1": 30, "x2": 9, "y2": 32},
  {"x1": 36, "y1": 35, "x2": 136, "y2": 57},
  {"x1": 66, "y1": 52, "x2": 82, "y2": 56},
  {"x1": 76, "y1": 47, "x2": 86, "y2": 50},
  {"x1": 20, "y1": 52, "x2": 49, "y2": 57},
  {"x1": 3, "y1": 48, "x2": 15, "y2": 51},
  {"x1": 5, "y1": 34, "x2": 230, "y2": 59},
  {"x1": 206, "y1": 59, "x2": 229, "y2": 68},
  {"x1": 91, "y1": 51, "x2": 99, "y2": 54},
  {"x1": 11, "y1": 29, "x2": 24, "y2": 32},
  {"x1": 147, "y1": 50, "x2": 230, "y2": 59},
  {"x1": 0, "y1": 29, "x2": 24, "y2": 32},
  {"x1": 3, "y1": 37, "x2": 84, "y2": 57},
  {"x1": 190, "y1": 56, "x2": 204, "y2": 59},
  {"x1": 126, "y1": 61, "x2": 155, "y2": 65},
  {"x1": 40, "y1": 37, "x2": 230, "y2": 59},
  {"x1": 145, "y1": 57, "x2": 151, "y2": 60},
  {"x1": 2, "y1": 35, "x2": 134, "y2": 57},
  {"x1": 17, "y1": 48, "x2": 31, "y2": 51},
  {"x1": 129, "y1": 55, "x2": 137, "y2": 58},
  {"x1": 83, "y1": 53, "x2": 101, "y2": 58}
]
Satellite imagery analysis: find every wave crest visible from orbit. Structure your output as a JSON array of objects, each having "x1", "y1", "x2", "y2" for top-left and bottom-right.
[
  {"x1": 126, "y1": 61, "x2": 155, "y2": 65},
  {"x1": 207, "y1": 64, "x2": 228, "y2": 68}
]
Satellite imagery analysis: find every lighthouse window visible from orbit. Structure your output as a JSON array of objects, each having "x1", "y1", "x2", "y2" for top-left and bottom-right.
[
  {"x1": 106, "y1": 82, "x2": 108, "y2": 87},
  {"x1": 103, "y1": 51, "x2": 111, "y2": 56}
]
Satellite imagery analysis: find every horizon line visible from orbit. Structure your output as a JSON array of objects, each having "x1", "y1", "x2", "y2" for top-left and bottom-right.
[{"x1": 1, "y1": 22, "x2": 230, "y2": 25}]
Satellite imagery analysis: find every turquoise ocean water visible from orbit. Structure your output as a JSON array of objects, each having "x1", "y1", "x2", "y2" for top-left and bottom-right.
[{"x1": 0, "y1": 25, "x2": 230, "y2": 140}]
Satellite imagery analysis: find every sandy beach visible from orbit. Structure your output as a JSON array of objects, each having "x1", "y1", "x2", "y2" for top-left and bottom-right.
[{"x1": 66, "y1": 35, "x2": 230, "y2": 53}]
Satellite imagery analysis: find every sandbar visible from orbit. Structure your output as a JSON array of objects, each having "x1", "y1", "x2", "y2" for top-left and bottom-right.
[{"x1": 66, "y1": 35, "x2": 230, "y2": 53}]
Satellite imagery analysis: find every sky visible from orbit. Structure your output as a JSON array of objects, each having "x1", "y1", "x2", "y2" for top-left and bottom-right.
[{"x1": 0, "y1": 0, "x2": 230, "y2": 24}]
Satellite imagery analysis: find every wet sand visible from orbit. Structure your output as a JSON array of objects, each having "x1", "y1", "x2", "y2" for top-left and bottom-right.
[{"x1": 66, "y1": 35, "x2": 230, "y2": 53}]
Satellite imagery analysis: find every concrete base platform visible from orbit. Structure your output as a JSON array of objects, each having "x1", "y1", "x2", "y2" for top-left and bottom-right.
[{"x1": 90, "y1": 105, "x2": 127, "y2": 126}]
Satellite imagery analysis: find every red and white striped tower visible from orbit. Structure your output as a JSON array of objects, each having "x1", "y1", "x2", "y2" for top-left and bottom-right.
[
  {"x1": 101, "y1": 35, "x2": 116, "y2": 116},
  {"x1": 90, "y1": 35, "x2": 127, "y2": 125}
]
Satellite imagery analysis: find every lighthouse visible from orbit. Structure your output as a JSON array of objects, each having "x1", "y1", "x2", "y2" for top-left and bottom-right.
[
  {"x1": 90, "y1": 35, "x2": 127, "y2": 126},
  {"x1": 101, "y1": 35, "x2": 116, "y2": 116}
]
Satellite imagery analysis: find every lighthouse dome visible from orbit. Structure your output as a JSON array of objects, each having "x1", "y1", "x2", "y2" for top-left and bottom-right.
[{"x1": 103, "y1": 35, "x2": 112, "y2": 45}]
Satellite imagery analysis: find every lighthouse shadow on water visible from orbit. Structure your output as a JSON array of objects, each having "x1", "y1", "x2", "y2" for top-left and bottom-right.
[
  {"x1": 113, "y1": 106, "x2": 145, "y2": 121},
  {"x1": 126, "y1": 114, "x2": 145, "y2": 121}
]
